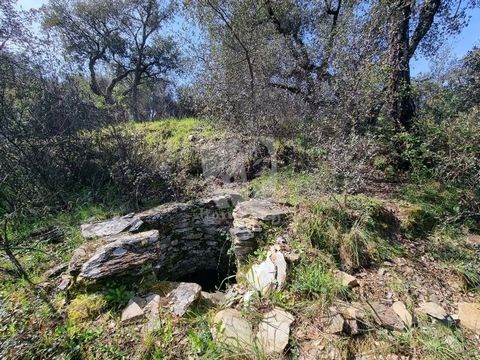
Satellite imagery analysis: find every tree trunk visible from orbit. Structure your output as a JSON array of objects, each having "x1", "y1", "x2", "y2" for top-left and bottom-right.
[
  {"x1": 1, "y1": 233, "x2": 29, "y2": 279},
  {"x1": 132, "y1": 77, "x2": 141, "y2": 121},
  {"x1": 388, "y1": 1, "x2": 415, "y2": 131}
]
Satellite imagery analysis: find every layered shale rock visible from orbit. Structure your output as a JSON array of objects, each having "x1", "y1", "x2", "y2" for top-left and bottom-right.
[
  {"x1": 230, "y1": 199, "x2": 292, "y2": 260},
  {"x1": 70, "y1": 230, "x2": 160, "y2": 279}
]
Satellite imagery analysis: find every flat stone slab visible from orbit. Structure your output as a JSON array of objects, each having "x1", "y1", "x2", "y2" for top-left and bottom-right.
[
  {"x1": 213, "y1": 309, "x2": 254, "y2": 348},
  {"x1": 458, "y1": 302, "x2": 480, "y2": 334},
  {"x1": 80, "y1": 213, "x2": 142, "y2": 239},
  {"x1": 74, "y1": 230, "x2": 160, "y2": 280},
  {"x1": 368, "y1": 302, "x2": 404, "y2": 331},
  {"x1": 166, "y1": 282, "x2": 202, "y2": 316},
  {"x1": 418, "y1": 302, "x2": 447, "y2": 320},
  {"x1": 392, "y1": 301, "x2": 413, "y2": 328},
  {"x1": 257, "y1": 308, "x2": 294, "y2": 354},
  {"x1": 233, "y1": 199, "x2": 292, "y2": 223}
]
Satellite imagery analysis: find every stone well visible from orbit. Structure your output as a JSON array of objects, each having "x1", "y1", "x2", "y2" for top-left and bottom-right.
[{"x1": 69, "y1": 191, "x2": 291, "y2": 286}]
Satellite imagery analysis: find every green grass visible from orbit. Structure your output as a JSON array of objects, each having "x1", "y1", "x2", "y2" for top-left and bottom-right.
[
  {"x1": 400, "y1": 181, "x2": 479, "y2": 237},
  {"x1": 295, "y1": 195, "x2": 402, "y2": 271},
  {"x1": 391, "y1": 317, "x2": 480, "y2": 359},
  {"x1": 250, "y1": 167, "x2": 330, "y2": 205},
  {"x1": 133, "y1": 117, "x2": 218, "y2": 151},
  {"x1": 291, "y1": 262, "x2": 342, "y2": 303}
]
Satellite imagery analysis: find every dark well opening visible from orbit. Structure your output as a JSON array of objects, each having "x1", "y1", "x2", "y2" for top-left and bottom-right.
[{"x1": 177, "y1": 265, "x2": 236, "y2": 292}]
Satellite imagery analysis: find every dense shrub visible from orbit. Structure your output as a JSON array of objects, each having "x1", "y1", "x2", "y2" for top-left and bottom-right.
[{"x1": 400, "y1": 107, "x2": 480, "y2": 191}]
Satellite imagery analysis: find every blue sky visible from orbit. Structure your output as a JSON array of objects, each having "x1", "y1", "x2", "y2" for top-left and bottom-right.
[{"x1": 17, "y1": 0, "x2": 480, "y2": 76}]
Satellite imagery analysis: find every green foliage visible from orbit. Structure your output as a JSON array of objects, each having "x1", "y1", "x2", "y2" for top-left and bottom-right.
[
  {"x1": 133, "y1": 118, "x2": 217, "y2": 179},
  {"x1": 392, "y1": 318, "x2": 479, "y2": 359},
  {"x1": 187, "y1": 315, "x2": 222, "y2": 359},
  {"x1": 400, "y1": 181, "x2": 479, "y2": 236},
  {"x1": 250, "y1": 167, "x2": 330, "y2": 205},
  {"x1": 54, "y1": 323, "x2": 103, "y2": 359},
  {"x1": 67, "y1": 293, "x2": 107, "y2": 324},
  {"x1": 291, "y1": 262, "x2": 341, "y2": 302},
  {"x1": 104, "y1": 284, "x2": 134, "y2": 310},
  {"x1": 296, "y1": 195, "x2": 401, "y2": 271},
  {"x1": 399, "y1": 107, "x2": 480, "y2": 191}
]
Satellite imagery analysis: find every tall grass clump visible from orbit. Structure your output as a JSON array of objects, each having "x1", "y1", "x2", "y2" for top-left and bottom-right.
[{"x1": 295, "y1": 195, "x2": 400, "y2": 271}]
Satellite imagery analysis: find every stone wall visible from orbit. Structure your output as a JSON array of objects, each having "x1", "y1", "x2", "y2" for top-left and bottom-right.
[
  {"x1": 70, "y1": 192, "x2": 291, "y2": 282},
  {"x1": 72, "y1": 191, "x2": 243, "y2": 280}
]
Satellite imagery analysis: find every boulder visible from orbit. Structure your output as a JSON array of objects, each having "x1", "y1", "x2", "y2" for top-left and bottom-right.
[
  {"x1": 75, "y1": 230, "x2": 160, "y2": 280},
  {"x1": 166, "y1": 282, "x2": 201, "y2": 316},
  {"x1": 212, "y1": 309, "x2": 255, "y2": 348},
  {"x1": 392, "y1": 301, "x2": 413, "y2": 328},
  {"x1": 257, "y1": 307, "x2": 294, "y2": 354},
  {"x1": 458, "y1": 302, "x2": 480, "y2": 334}
]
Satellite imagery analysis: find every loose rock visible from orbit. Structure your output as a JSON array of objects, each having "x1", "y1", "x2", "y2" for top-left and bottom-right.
[
  {"x1": 392, "y1": 301, "x2": 413, "y2": 328},
  {"x1": 213, "y1": 309, "x2": 254, "y2": 348},
  {"x1": 336, "y1": 271, "x2": 359, "y2": 288},
  {"x1": 257, "y1": 307, "x2": 294, "y2": 354},
  {"x1": 418, "y1": 302, "x2": 447, "y2": 320},
  {"x1": 44, "y1": 263, "x2": 68, "y2": 279},
  {"x1": 166, "y1": 282, "x2": 201, "y2": 316},
  {"x1": 246, "y1": 258, "x2": 277, "y2": 296},
  {"x1": 458, "y1": 302, "x2": 480, "y2": 334},
  {"x1": 201, "y1": 291, "x2": 226, "y2": 306},
  {"x1": 368, "y1": 302, "x2": 404, "y2": 331},
  {"x1": 326, "y1": 313, "x2": 345, "y2": 334},
  {"x1": 121, "y1": 298, "x2": 145, "y2": 324}
]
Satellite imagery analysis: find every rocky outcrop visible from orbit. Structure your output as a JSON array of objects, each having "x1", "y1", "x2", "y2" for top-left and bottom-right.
[
  {"x1": 230, "y1": 199, "x2": 292, "y2": 260},
  {"x1": 199, "y1": 137, "x2": 275, "y2": 183}
]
